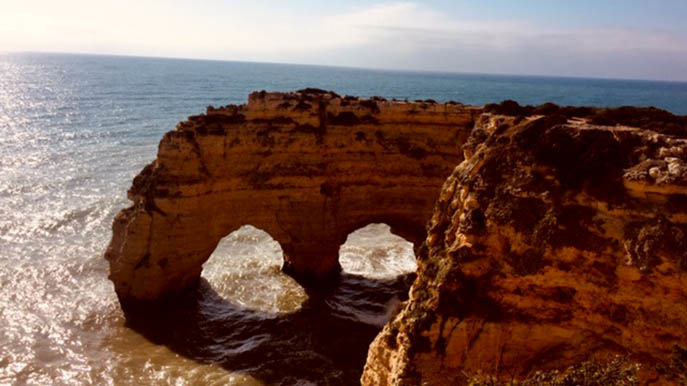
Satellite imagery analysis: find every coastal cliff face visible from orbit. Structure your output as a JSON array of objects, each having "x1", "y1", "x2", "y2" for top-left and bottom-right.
[
  {"x1": 362, "y1": 107, "x2": 687, "y2": 385},
  {"x1": 105, "y1": 90, "x2": 479, "y2": 303},
  {"x1": 107, "y1": 90, "x2": 687, "y2": 384}
]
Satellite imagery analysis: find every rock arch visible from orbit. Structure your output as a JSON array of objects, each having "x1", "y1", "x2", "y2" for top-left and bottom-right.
[{"x1": 105, "y1": 90, "x2": 480, "y2": 304}]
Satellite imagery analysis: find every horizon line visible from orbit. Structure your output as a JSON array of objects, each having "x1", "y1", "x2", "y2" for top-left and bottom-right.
[{"x1": 4, "y1": 49, "x2": 687, "y2": 85}]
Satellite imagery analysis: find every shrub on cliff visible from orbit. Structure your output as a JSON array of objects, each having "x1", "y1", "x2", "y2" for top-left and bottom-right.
[
  {"x1": 658, "y1": 345, "x2": 687, "y2": 385},
  {"x1": 484, "y1": 99, "x2": 687, "y2": 136},
  {"x1": 467, "y1": 356, "x2": 640, "y2": 386},
  {"x1": 588, "y1": 106, "x2": 687, "y2": 136}
]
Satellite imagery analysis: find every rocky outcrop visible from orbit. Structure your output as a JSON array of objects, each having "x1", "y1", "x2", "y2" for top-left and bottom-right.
[
  {"x1": 105, "y1": 90, "x2": 479, "y2": 303},
  {"x1": 108, "y1": 90, "x2": 687, "y2": 383},
  {"x1": 362, "y1": 107, "x2": 687, "y2": 385}
]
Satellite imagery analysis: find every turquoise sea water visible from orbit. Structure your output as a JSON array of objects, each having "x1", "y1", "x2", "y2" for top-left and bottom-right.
[{"x1": 0, "y1": 52, "x2": 685, "y2": 385}]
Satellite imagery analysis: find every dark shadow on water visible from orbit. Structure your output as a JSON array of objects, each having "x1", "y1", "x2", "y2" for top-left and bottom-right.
[{"x1": 123, "y1": 272, "x2": 416, "y2": 385}]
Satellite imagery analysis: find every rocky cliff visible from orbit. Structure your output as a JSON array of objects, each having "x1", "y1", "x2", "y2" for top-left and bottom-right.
[
  {"x1": 106, "y1": 90, "x2": 687, "y2": 384},
  {"x1": 105, "y1": 90, "x2": 479, "y2": 303},
  {"x1": 362, "y1": 103, "x2": 687, "y2": 385}
]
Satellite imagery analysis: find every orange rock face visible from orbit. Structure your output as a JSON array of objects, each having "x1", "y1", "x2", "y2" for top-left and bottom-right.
[
  {"x1": 107, "y1": 91, "x2": 687, "y2": 383},
  {"x1": 105, "y1": 90, "x2": 479, "y2": 303},
  {"x1": 362, "y1": 110, "x2": 687, "y2": 385}
]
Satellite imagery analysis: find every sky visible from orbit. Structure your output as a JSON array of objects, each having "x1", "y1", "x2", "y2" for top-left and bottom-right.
[{"x1": 1, "y1": 0, "x2": 687, "y2": 81}]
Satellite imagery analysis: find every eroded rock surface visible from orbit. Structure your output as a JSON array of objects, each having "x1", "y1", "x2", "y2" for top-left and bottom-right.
[
  {"x1": 362, "y1": 109, "x2": 687, "y2": 385},
  {"x1": 105, "y1": 90, "x2": 479, "y2": 303}
]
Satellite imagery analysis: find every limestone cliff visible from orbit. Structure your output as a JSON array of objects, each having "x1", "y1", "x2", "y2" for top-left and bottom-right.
[
  {"x1": 362, "y1": 104, "x2": 687, "y2": 385},
  {"x1": 107, "y1": 91, "x2": 687, "y2": 384},
  {"x1": 105, "y1": 90, "x2": 479, "y2": 303}
]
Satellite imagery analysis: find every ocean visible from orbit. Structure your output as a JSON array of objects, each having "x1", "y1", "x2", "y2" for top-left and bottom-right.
[{"x1": 0, "y1": 52, "x2": 685, "y2": 385}]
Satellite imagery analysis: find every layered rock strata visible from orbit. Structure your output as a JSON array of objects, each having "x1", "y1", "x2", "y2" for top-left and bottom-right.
[
  {"x1": 105, "y1": 90, "x2": 479, "y2": 303},
  {"x1": 362, "y1": 109, "x2": 687, "y2": 385}
]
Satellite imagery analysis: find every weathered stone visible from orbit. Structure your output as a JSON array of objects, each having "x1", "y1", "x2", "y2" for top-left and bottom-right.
[
  {"x1": 362, "y1": 113, "x2": 687, "y2": 385},
  {"x1": 107, "y1": 93, "x2": 687, "y2": 384},
  {"x1": 105, "y1": 90, "x2": 480, "y2": 303}
]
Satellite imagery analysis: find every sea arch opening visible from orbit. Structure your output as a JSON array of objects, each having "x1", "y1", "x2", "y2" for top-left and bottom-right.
[
  {"x1": 120, "y1": 222, "x2": 423, "y2": 384},
  {"x1": 338, "y1": 223, "x2": 417, "y2": 280},
  {"x1": 201, "y1": 224, "x2": 308, "y2": 314},
  {"x1": 329, "y1": 222, "x2": 418, "y2": 328}
]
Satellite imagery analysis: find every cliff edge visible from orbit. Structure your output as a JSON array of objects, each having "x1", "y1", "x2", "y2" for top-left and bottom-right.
[{"x1": 362, "y1": 104, "x2": 687, "y2": 385}]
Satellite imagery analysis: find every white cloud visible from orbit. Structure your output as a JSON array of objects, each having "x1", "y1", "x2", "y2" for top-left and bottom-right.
[
  {"x1": 1, "y1": 1, "x2": 686, "y2": 79},
  {"x1": 320, "y1": 2, "x2": 687, "y2": 54},
  {"x1": 311, "y1": 2, "x2": 687, "y2": 79}
]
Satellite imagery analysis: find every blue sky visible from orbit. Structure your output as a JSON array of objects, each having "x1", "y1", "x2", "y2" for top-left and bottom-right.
[
  {"x1": 1, "y1": 1, "x2": 686, "y2": 80},
  {"x1": 429, "y1": 1, "x2": 687, "y2": 29}
]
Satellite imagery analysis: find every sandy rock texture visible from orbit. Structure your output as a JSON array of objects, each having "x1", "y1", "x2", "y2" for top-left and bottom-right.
[
  {"x1": 361, "y1": 105, "x2": 687, "y2": 385},
  {"x1": 105, "y1": 90, "x2": 479, "y2": 304}
]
